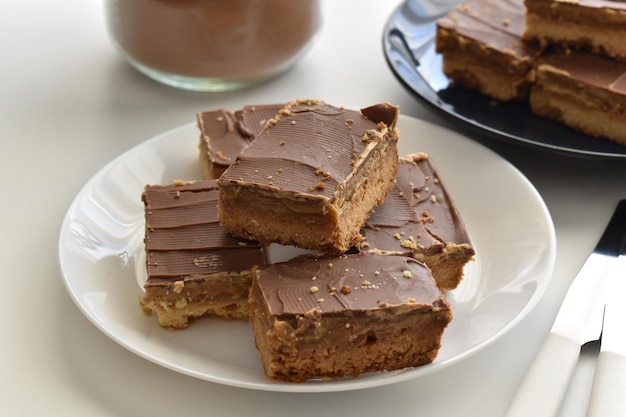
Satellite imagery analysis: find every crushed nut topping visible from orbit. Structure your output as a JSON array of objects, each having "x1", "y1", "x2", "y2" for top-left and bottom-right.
[
  {"x1": 420, "y1": 209, "x2": 435, "y2": 223},
  {"x1": 400, "y1": 236, "x2": 418, "y2": 250},
  {"x1": 309, "y1": 182, "x2": 326, "y2": 191},
  {"x1": 173, "y1": 280, "x2": 184, "y2": 293}
]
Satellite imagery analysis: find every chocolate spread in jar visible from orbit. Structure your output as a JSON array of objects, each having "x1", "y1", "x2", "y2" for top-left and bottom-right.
[{"x1": 106, "y1": 0, "x2": 321, "y2": 81}]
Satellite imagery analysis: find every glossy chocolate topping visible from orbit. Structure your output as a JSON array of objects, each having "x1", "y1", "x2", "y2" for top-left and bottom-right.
[
  {"x1": 537, "y1": 51, "x2": 626, "y2": 94},
  {"x1": 361, "y1": 154, "x2": 472, "y2": 255},
  {"x1": 197, "y1": 104, "x2": 283, "y2": 167},
  {"x1": 438, "y1": 0, "x2": 541, "y2": 57},
  {"x1": 254, "y1": 253, "x2": 447, "y2": 317},
  {"x1": 143, "y1": 180, "x2": 265, "y2": 281},
  {"x1": 219, "y1": 99, "x2": 399, "y2": 201}
]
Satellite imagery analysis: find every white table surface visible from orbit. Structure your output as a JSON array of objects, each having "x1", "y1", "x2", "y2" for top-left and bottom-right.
[{"x1": 2, "y1": 1, "x2": 625, "y2": 416}]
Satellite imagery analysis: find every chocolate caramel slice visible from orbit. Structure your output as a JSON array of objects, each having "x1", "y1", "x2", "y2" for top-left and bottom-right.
[
  {"x1": 436, "y1": 0, "x2": 543, "y2": 101},
  {"x1": 141, "y1": 180, "x2": 267, "y2": 328},
  {"x1": 249, "y1": 253, "x2": 453, "y2": 382},
  {"x1": 359, "y1": 153, "x2": 474, "y2": 291},
  {"x1": 217, "y1": 99, "x2": 400, "y2": 254}
]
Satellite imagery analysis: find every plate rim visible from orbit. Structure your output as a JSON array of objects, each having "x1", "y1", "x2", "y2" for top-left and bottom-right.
[
  {"x1": 58, "y1": 116, "x2": 556, "y2": 392},
  {"x1": 382, "y1": 1, "x2": 626, "y2": 160}
]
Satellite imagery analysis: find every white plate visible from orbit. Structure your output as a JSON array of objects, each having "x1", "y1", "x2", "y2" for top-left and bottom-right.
[{"x1": 59, "y1": 116, "x2": 556, "y2": 392}]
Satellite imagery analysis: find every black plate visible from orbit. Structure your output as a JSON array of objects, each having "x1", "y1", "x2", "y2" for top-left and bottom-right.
[{"x1": 382, "y1": 0, "x2": 626, "y2": 160}]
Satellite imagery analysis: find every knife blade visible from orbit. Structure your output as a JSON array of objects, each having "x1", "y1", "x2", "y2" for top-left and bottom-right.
[
  {"x1": 586, "y1": 224, "x2": 626, "y2": 417},
  {"x1": 505, "y1": 199, "x2": 626, "y2": 417}
]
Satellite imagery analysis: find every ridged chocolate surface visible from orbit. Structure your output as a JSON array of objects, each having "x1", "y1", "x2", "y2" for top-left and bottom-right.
[
  {"x1": 197, "y1": 104, "x2": 283, "y2": 167},
  {"x1": 361, "y1": 154, "x2": 472, "y2": 255},
  {"x1": 219, "y1": 100, "x2": 399, "y2": 201},
  {"x1": 255, "y1": 253, "x2": 447, "y2": 316},
  {"x1": 536, "y1": 51, "x2": 626, "y2": 94},
  {"x1": 438, "y1": 0, "x2": 541, "y2": 57},
  {"x1": 143, "y1": 180, "x2": 266, "y2": 282}
]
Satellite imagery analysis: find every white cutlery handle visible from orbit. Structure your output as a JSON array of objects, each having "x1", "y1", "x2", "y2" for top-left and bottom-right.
[
  {"x1": 586, "y1": 351, "x2": 626, "y2": 417},
  {"x1": 504, "y1": 333, "x2": 580, "y2": 417}
]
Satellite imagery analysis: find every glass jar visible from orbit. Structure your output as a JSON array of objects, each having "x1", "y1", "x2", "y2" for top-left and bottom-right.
[{"x1": 105, "y1": 0, "x2": 321, "y2": 92}]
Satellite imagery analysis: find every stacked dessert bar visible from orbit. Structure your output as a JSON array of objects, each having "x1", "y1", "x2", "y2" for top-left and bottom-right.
[
  {"x1": 141, "y1": 180, "x2": 266, "y2": 328},
  {"x1": 436, "y1": 0, "x2": 626, "y2": 147},
  {"x1": 140, "y1": 99, "x2": 475, "y2": 382}
]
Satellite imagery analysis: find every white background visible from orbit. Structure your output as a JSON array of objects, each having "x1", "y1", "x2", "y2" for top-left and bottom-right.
[{"x1": 2, "y1": 1, "x2": 626, "y2": 416}]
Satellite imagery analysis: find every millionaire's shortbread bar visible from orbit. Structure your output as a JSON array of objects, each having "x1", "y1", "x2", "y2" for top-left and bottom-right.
[
  {"x1": 435, "y1": 0, "x2": 543, "y2": 101},
  {"x1": 249, "y1": 253, "x2": 453, "y2": 382},
  {"x1": 530, "y1": 50, "x2": 626, "y2": 147},
  {"x1": 141, "y1": 180, "x2": 267, "y2": 328},
  {"x1": 217, "y1": 99, "x2": 400, "y2": 254},
  {"x1": 359, "y1": 153, "x2": 474, "y2": 292}
]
